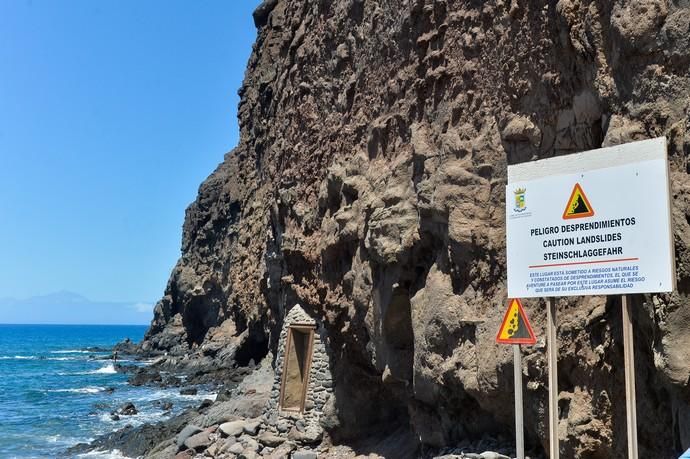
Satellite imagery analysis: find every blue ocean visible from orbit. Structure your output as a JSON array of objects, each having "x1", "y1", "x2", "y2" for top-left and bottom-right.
[{"x1": 0, "y1": 324, "x2": 214, "y2": 459}]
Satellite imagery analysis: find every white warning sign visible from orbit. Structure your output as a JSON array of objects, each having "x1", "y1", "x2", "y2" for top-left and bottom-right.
[{"x1": 506, "y1": 137, "x2": 675, "y2": 298}]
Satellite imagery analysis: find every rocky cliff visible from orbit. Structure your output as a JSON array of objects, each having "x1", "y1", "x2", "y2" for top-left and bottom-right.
[{"x1": 142, "y1": 0, "x2": 690, "y2": 457}]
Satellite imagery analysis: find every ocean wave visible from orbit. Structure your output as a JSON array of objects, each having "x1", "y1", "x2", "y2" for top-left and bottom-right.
[
  {"x1": 99, "y1": 408, "x2": 172, "y2": 427},
  {"x1": 76, "y1": 449, "x2": 130, "y2": 459},
  {"x1": 60, "y1": 364, "x2": 118, "y2": 375},
  {"x1": 98, "y1": 412, "x2": 114, "y2": 423},
  {"x1": 130, "y1": 388, "x2": 217, "y2": 403},
  {"x1": 92, "y1": 364, "x2": 117, "y2": 374},
  {"x1": 0, "y1": 355, "x2": 85, "y2": 361},
  {"x1": 50, "y1": 349, "x2": 94, "y2": 354},
  {"x1": 48, "y1": 386, "x2": 106, "y2": 394},
  {"x1": 45, "y1": 434, "x2": 89, "y2": 445},
  {"x1": 57, "y1": 362, "x2": 132, "y2": 376},
  {"x1": 1, "y1": 354, "x2": 123, "y2": 363}
]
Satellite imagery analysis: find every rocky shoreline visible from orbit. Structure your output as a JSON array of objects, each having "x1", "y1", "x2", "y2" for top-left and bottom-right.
[{"x1": 63, "y1": 341, "x2": 541, "y2": 459}]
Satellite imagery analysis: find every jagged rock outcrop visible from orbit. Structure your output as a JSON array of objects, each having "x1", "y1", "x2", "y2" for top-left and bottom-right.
[{"x1": 143, "y1": 1, "x2": 690, "y2": 457}]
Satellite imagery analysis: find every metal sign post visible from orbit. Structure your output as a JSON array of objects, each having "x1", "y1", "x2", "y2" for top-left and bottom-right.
[
  {"x1": 514, "y1": 344, "x2": 525, "y2": 459},
  {"x1": 622, "y1": 295, "x2": 638, "y2": 459},
  {"x1": 496, "y1": 298, "x2": 536, "y2": 459},
  {"x1": 547, "y1": 297, "x2": 559, "y2": 459}
]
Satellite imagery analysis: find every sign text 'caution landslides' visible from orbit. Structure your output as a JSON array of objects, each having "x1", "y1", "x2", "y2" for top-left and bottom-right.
[{"x1": 506, "y1": 138, "x2": 675, "y2": 298}]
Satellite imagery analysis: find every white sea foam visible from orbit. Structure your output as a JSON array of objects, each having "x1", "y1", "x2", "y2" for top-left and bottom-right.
[
  {"x1": 0, "y1": 353, "x2": 94, "y2": 361},
  {"x1": 0, "y1": 355, "x2": 80, "y2": 360},
  {"x1": 92, "y1": 364, "x2": 117, "y2": 374},
  {"x1": 76, "y1": 449, "x2": 131, "y2": 459},
  {"x1": 48, "y1": 386, "x2": 106, "y2": 394},
  {"x1": 99, "y1": 408, "x2": 170, "y2": 427},
  {"x1": 45, "y1": 434, "x2": 85, "y2": 445},
  {"x1": 4, "y1": 355, "x2": 79, "y2": 361},
  {"x1": 51, "y1": 349, "x2": 94, "y2": 354},
  {"x1": 130, "y1": 410, "x2": 170, "y2": 424},
  {"x1": 58, "y1": 362, "x2": 131, "y2": 376},
  {"x1": 131, "y1": 388, "x2": 217, "y2": 403}
]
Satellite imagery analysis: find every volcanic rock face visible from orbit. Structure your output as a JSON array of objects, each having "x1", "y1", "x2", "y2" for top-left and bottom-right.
[{"x1": 143, "y1": 0, "x2": 690, "y2": 457}]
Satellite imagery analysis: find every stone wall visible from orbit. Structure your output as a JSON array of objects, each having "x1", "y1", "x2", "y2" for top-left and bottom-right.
[{"x1": 262, "y1": 304, "x2": 334, "y2": 444}]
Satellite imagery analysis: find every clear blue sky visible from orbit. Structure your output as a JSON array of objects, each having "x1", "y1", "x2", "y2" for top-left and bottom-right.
[{"x1": 0, "y1": 1, "x2": 261, "y2": 309}]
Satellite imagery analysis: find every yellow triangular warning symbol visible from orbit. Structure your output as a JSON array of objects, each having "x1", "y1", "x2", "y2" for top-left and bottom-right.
[
  {"x1": 496, "y1": 299, "x2": 536, "y2": 345},
  {"x1": 562, "y1": 183, "x2": 594, "y2": 219}
]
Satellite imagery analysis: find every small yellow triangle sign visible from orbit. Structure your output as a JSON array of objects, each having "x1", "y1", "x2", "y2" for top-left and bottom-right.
[
  {"x1": 496, "y1": 299, "x2": 536, "y2": 345},
  {"x1": 562, "y1": 183, "x2": 594, "y2": 219}
]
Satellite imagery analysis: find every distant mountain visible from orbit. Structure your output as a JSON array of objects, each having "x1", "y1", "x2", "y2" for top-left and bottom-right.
[{"x1": 0, "y1": 291, "x2": 153, "y2": 325}]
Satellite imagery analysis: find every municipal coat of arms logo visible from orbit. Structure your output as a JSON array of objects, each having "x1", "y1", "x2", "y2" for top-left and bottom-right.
[{"x1": 514, "y1": 188, "x2": 526, "y2": 213}]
